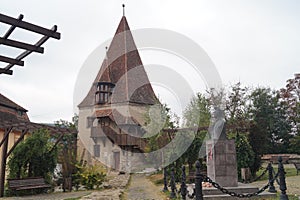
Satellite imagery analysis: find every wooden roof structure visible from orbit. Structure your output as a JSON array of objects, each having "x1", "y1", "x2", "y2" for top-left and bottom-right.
[{"x1": 0, "y1": 13, "x2": 60, "y2": 75}]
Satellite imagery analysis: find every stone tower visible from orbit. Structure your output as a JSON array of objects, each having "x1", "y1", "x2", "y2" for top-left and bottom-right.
[{"x1": 77, "y1": 14, "x2": 158, "y2": 172}]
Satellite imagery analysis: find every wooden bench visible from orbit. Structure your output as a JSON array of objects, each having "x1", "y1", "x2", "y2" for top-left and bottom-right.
[
  {"x1": 8, "y1": 177, "x2": 51, "y2": 192},
  {"x1": 270, "y1": 156, "x2": 289, "y2": 164},
  {"x1": 294, "y1": 163, "x2": 300, "y2": 175}
]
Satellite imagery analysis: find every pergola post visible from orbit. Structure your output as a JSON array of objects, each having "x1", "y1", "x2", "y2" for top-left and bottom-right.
[
  {"x1": 0, "y1": 127, "x2": 13, "y2": 197},
  {"x1": 6, "y1": 129, "x2": 28, "y2": 158}
]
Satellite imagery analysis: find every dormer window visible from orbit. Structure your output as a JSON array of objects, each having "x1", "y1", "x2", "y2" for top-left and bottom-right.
[{"x1": 95, "y1": 82, "x2": 115, "y2": 104}]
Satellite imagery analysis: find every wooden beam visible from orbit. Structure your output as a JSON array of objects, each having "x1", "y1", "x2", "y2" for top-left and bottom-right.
[
  {"x1": 0, "y1": 55, "x2": 24, "y2": 66},
  {"x1": 3, "y1": 14, "x2": 24, "y2": 39},
  {"x1": 0, "y1": 127, "x2": 12, "y2": 197},
  {"x1": 0, "y1": 13, "x2": 60, "y2": 39},
  {"x1": 0, "y1": 119, "x2": 77, "y2": 135},
  {"x1": 4, "y1": 25, "x2": 57, "y2": 70},
  {"x1": 0, "y1": 68, "x2": 13, "y2": 75},
  {"x1": 0, "y1": 127, "x2": 13, "y2": 148},
  {"x1": 6, "y1": 129, "x2": 28, "y2": 158},
  {"x1": 0, "y1": 37, "x2": 44, "y2": 53},
  {"x1": 49, "y1": 133, "x2": 65, "y2": 153}
]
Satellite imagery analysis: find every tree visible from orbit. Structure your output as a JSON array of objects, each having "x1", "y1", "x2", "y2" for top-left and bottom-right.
[
  {"x1": 225, "y1": 82, "x2": 251, "y2": 132},
  {"x1": 54, "y1": 115, "x2": 78, "y2": 192},
  {"x1": 182, "y1": 93, "x2": 211, "y2": 173},
  {"x1": 279, "y1": 73, "x2": 300, "y2": 136},
  {"x1": 248, "y1": 87, "x2": 274, "y2": 174},
  {"x1": 290, "y1": 135, "x2": 300, "y2": 154},
  {"x1": 247, "y1": 87, "x2": 291, "y2": 173},
  {"x1": 142, "y1": 103, "x2": 180, "y2": 170},
  {"x1": 8, "y1": 129, "x2": 57, "y2": 182},
  {"x1": 183, "y1": 93, "x2": 211, "y2": 128},
  {"x1": 279, "y1": 74, "x2": 300, "y2": 154},
  {"x1": 234, "y1": 133, "x2": 254, "y2": 179},
  {"x1": 269, "y1": 92, "x2": 292, "y2": 153}
]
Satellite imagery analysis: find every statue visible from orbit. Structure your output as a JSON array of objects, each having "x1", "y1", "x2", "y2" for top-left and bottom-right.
[{"x1": 209, "y1": 107, "x2": 227, "y2": 140}]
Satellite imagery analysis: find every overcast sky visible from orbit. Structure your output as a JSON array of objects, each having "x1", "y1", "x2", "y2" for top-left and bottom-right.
[{"x1": 0, "y1": 0, "x2": 299, "y2": 123}]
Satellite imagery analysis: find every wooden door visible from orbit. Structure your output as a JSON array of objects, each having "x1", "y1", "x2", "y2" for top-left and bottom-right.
[{"x1": 113, "y1": 152, "x2": 120, "y2": 170}]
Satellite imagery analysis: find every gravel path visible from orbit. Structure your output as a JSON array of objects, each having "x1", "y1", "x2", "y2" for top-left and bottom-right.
[
  {"x1": 2, "y1": 191, "x2": 91, "y2": 200},
  {"x1": 123, "y1": 174, "x2": 167, "y2": 200}
]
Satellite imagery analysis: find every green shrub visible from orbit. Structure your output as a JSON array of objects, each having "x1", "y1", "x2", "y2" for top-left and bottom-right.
[
  {"x1": 74, "y1": 164, "x2": 106, "y2": 190},
  {"x1": 8, "y1": 129, "x2": 57, "y2": 181}
]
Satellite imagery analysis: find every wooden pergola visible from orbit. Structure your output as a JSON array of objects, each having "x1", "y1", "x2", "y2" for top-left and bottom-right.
[
  {"x1": 0, "y1": 13, "x2": 60, "y2": 75},
  {"x1": 0, "y1": 13, "x2": 70, "y2": 197},
  {"x1": 0, "y1": 119, "x2": 77, "y2": 197}
]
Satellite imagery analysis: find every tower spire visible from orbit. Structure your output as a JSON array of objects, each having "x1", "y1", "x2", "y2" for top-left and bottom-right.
[{"x1": 122, "y1": 4, "x2": 125, "y2": 16}]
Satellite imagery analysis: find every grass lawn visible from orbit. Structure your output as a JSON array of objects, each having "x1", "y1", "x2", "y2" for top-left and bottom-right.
[{"x1": 255, "y1": 163, "x2": 298, "y2": 181}]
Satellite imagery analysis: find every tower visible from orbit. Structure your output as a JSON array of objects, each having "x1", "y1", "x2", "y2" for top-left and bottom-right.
[{"x1": 77, "y1": 8, "x2": 158, "y2": 172}]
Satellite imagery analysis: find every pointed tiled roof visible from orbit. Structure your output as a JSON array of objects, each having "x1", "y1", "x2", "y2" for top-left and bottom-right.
[
  {"x1": 78, "y1": 16, "x2": 157, "y2": 108},
  {"x1": 0, "y1": 93, "x2": 27, "y2": 112},
  {"x1": 0, "y1": 93, "x2": 29, "y2": 121}
]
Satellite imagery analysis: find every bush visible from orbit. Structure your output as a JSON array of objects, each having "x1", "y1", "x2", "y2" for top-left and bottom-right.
[
  {"x1": 8, "y1": 129, "x2": 57, "y2": 181},
  {"x1": 73, "y1": 164, "x2": 106, "y2": 190},
  {"x1": 7, "y1": 129, "x2": 58, "y2": 195},
  {"x1": 234, "y1": 133, "x2": 255, "y2": 179}
]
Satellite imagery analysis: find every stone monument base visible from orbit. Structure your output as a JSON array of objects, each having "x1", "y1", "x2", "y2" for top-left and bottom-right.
[
  {"x1": 206, "y1": 139, "x2": 238, "y2": 187},
  {"x1": 187, "y1": 183, "x2": 276, "y2": 200}
]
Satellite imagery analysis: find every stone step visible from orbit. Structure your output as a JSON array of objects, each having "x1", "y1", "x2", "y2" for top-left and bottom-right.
[
  {"x1": 202, "y1": 185, "x2": 259, "y2": 195},
  {"x1": 202, "y1": 192, "x2": 276, "y2": 200},
  {"x1": 186, "y1": 183, "x2": 276, "y2": 198}
]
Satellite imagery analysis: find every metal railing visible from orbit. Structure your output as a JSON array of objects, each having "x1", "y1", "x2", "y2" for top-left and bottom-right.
[{"x1": 163, "y1": 156, "x2": 289, "y2": 200}]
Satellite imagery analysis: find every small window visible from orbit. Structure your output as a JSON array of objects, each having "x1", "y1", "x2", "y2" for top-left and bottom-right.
[
  {"x1": 100, "y1": 120, "x2": 105, "y2": 127},
  {"x1": 87, "y1": 117, "x2": 94, "y2": 128},
  {"x1": 95, "y1": 82, "x2": 115, "y2": 104},
  {"x1": 94, "y1": 145, "x2": 100, "y2": 157}
]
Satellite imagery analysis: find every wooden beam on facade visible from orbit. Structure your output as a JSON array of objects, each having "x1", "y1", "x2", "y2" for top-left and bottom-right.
[
  {"x1": 0, "y1": 37, "x2": 44, "y2": 53},
  {"x1": 0, "y1": 55, "x2": 24, "y2": 66},
  {"x1": 0, "y1": 13, "x2": 60, "y2": 39}
]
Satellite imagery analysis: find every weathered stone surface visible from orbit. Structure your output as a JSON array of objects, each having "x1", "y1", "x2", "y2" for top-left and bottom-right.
[
  {"x1": 80, "y1": 171, "x2": 130, "y2": 200},
  {"x1": 206, "y1": 139, "x2": 238, "y2": 187}
]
